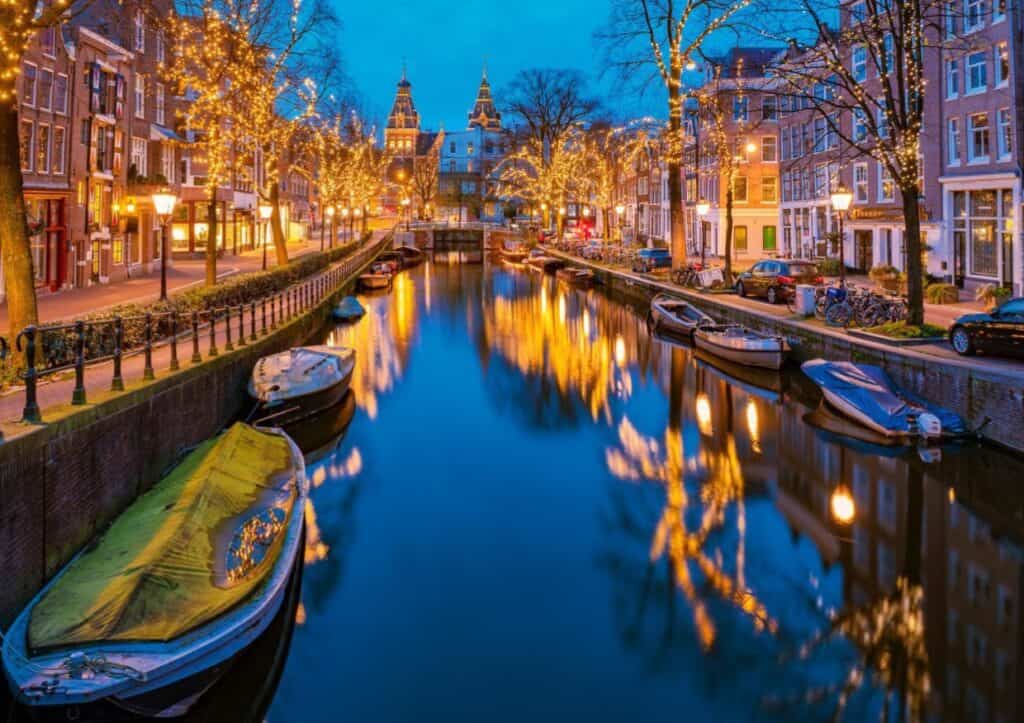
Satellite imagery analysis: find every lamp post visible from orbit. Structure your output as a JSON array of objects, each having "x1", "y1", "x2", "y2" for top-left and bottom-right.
[
  {"x1": 151, "y1": 191, "x2": 178, "y2": 301},
  {"x1": 401, "y1": 197, "x2": 411, "y2": 231},
  {"x1": 325, "y1": 206, "x2": 335, "y2": 250},
  {"x1": 354, "y1": 207, "x2": 363, "y2": 237},
  {"x1": 830, "y1": 184, "x2": 854, "y2": 286},
  {"x1": 558, "y1": 206, "x2": 567, "y2": 241},
  {"x1": 696, "y1": 199, "x2": 710, "y2": 267},
  {"x1": 258, "y1": 202, "x2": 273, "y2": 270},
  {"x1": 615, "y1": 203, "x2": 625, "y2": 243},
  {"x1": 340, "y1": 207, "x2": 349, "y2": 241}
]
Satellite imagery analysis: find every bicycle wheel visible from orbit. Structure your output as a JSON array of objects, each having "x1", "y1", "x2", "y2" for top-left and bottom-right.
[
  {"x1": 855, "y1": 303, "x2": 881, "y2": 328},
  {"x1": 814, "y1": 296, "x2": 830, "y2": 320},
  {"x1": 891, "y1": 300, "x2": 909, "y2": 322},
  {"x1": 826, "y1": 302, "x2": 852, "y2": 328}
]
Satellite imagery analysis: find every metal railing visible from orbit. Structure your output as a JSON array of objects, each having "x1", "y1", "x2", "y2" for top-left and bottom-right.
[{"x1": 12, "y1": 234, "x2": 390, "y2": 424}]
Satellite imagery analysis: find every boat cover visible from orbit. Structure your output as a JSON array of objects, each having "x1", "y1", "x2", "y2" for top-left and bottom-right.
[
  {"x1": 28, "y1": 424, "x2": 298, "y2": 652},
  {"x1": 802, "y1": 360, "x2": 966, "y2": 436},
  {"x1": 251, "y1": 346, "x2": 355, "y2": 405},
  {"x1": 334, "y1": 297, "x2": 365, "y2": 320}
]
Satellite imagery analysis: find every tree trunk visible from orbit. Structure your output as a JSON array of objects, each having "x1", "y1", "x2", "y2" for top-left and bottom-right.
[
  {"x1": 901, "y1": 187, "x2": 925, "y2": 326},
  {"x1": 206, "y1": 194, "x2": 217, "y2": 286},
  {"x1": 269, "y1": 182, "x2": 289, "y2": 266},
  {"x1": 724, "y1": 178, "x2": 735, "y2": 282},
  {"x1": 0, "y1": 101, "x2": 39, "y2": 335},
  {"x1": 667, "y1": 86, "x2": 687, "y2": 269}
]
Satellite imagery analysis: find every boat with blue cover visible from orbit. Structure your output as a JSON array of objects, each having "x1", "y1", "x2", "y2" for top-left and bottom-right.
[{"x1": 332, "y1": 296, "x2": 365, "y2": 322}]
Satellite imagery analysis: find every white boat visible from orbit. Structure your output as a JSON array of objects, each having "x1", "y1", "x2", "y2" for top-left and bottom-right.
[
  {"x1": 2, "y1": 424, "x2": 307, "y2": 719},
  {"x1": 358, "y1": 272, "x2": 392, "y2": 291},
  {"x1": 249, "y1": 345, "x2": 355, "y2": 427},
  {"x1": 650, "y1": 294, "x2": 713, "y2": 338},
  {"x1": 692, "y1": 324, "x2": 789, "y2": 370}
]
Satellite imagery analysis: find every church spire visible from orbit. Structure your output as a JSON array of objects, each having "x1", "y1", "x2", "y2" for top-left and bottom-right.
[
  {"x1": 387, "y1": 68, "x2": 419, "y2": 130},
  {"x1": 468, "y1": 66, "x2": 501, "y2": 131}
]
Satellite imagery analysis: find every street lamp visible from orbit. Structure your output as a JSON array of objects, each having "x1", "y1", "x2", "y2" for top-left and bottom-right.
[
  {"x1": 615, "y1": 203, "x2": 626, "y2": 243},
  {"x1": 340, "y1": 207, "x2": 350, "y2": 241},
  {"x1": 325, "y1": 206, "x2": 336, "y2": 250},
  {"x1": 401, "y1": 197, "x2": 411, "y2": 231},
  {"x1": 830, "y1": 485, "x2": 856, "y2": 526},
  {"x1": 696, "y1": 199, "x2": 710, "y2": 267},
  {"x1": 258, "y1": 202, "x2": 273, "y2": 270},
  {"x1": 744, "y1": 140, "x2": 757, "y2": 155},
  {"x1": 830, "y1": 184, "x2": 854, "y2": 285},
  {"x1": 151, "y1": 190, "x2": 178, "y2": 301}
]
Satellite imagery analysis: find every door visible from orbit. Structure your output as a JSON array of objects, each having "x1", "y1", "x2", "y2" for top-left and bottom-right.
[{"x1": 855, "y1": 230, "x2": 873, "y2": 271}]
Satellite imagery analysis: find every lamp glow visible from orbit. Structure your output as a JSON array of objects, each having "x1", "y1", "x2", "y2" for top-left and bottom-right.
[
  {"x1": 258, "y1": 203, "x2": 273, "y2": 221},
  {"x1": 831, "y1": 185, "x2": 853, "y2": 212},
  {"x1": 151, "y1": 191, "x2": 178, "y2": 222},
  {"x1": 696, "y1": 200, "x2": 710, "y2": 216},
  {"x1": 830, "y1": 486, "x2": 856, "y2": 525}
]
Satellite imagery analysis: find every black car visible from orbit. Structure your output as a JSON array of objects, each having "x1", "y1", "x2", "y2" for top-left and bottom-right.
[{"x1": 950, "y1": 297, "x2": 1024, "y2": 357}]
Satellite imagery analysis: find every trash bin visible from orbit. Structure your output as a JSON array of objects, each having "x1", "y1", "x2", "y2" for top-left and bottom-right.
[{"x1": 795, "y1": 284, "x2": 817, "y2": 316}]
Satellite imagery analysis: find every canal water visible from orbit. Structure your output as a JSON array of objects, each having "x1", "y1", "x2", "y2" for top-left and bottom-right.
[{"x1": 4, "y1": 260, "x2": 1021, "y2": 723}]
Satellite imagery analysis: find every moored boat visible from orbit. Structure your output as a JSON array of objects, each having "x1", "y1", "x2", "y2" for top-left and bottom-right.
[
  {"x1": 801, "y1": 359, "x2": 967, "y2": 440},
  {"x1": 556, "y1": 268, "x2": 595, "y2": 287},
  {"x1": 692, "y1": 324, "x2": 789, "y2": 370},
  {"x1": 249, "y1": 346, "x2": 356, "y2": 427},
  {"x1": 499, "y1": 241, "x2": 528, "y2": 263},
  {"x1": 377, "y1": 251, "x2": 404, "y2": 271},
  {"x1": 395, "y1": 245, "x2": 425, "y2": 266},
  {"x1": 358, "y1": 272, "x2": 392, "y2": 291},
  {"x1": 2, "y1": 423, "x2": 307, "y2": 720},
  {"x1": 650, "y1": 293, "x2": 713, "y2": 338},
  {"x1": 332, "y1": 296, "x2": 365, "y2": 322}
]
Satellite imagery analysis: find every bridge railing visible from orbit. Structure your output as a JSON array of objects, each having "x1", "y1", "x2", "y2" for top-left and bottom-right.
[{"x1": 13, "y1": 234, "x2": 390, "y2": 424}]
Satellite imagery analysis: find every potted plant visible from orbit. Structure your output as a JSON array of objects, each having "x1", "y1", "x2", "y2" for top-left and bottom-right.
[{"x1": 975, "y1": 283, "x2": 1012, "y2": 310}]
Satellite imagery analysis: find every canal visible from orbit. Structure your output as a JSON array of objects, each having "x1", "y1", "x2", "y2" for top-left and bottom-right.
[{"x1": 5, "y1": 259, "x2": 1022, "y2": 722}]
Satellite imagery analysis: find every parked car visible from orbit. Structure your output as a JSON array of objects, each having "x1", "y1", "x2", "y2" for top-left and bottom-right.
[
  {"x1": 581, "y1": 242, "x2": 605, "y2": 260},
  {"x1": 632, "y1": 248, "x2": 672, "y2": 273},
  {"x1": 950, "y1": 297, "x2": 1024, "y2": 357},
  {"x1": 736, "y1": 259, "x2": 823, "y2": 304}
]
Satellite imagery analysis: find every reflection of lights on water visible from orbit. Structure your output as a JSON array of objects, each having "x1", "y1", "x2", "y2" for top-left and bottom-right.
[
  {"x1": 425, "y1": 261, "x2": 432, "y2": 312},
  {"x1": 540, "y1": 284, "x2": 548, "y2": 313},
  {"x1": 830, "y1": 486, "x2": 856, "y2": 525},
  {"x1": 325, "y1": 447, "x2": 363, "y2": 479},
  {"x1": 303, "y1": 498, "x2": 330, "y2": 564},
  {"x1": 311, "y1": 466, "x2": 327, "y2": 489},
  {"x1": 696, "y1": 394, "x2": 712, "y2": 436},
  {"x1": 745, "y1": 400, "x2": 760, "y2": 454},
  {"x1": 583, "y1": 308, "x2": 591, "y2": 336},
  {"x1": 558, "y1": 293, "x2": 566, "y2": 325},
  {"x1": 614, "y1": 335, "x2": 626, "y2": 367},
  {"x1": 295, "y1": 601, "x2": 307, "y2": 625},
  {"x1": 948, "y1": 487, "x2": 956, "y2": 504}
]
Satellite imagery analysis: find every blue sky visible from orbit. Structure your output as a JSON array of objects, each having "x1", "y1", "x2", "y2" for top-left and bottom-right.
[{"x1": 336, "y1": 0, "x2": 647, "y2": 132}]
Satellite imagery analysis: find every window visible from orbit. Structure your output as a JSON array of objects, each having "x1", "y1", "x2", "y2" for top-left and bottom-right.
[
  {"x1": 877, "y1": 100, "x2": 889, "y2": 138},
  {"x1": 966, "y1": 0, "x2": 983, "y2": 30},
  {"x1": 878, "y1": 163, "x2": 894, "y2": 202},
  {"x1": 156, "y1": 31, "x2": 165, "y2": 64},
  {"x1": 948, "y1": 117, "x2": 961, "y2": 164},
  {"x1": 734, "y1": 225, "x2": 748, "y2": 252},
  {"x1": 155, "y1": 83, "x2": 165, "y2": 125},
  {"x1": 882, "y1": 33, "x2": 894, "y2": 73},
  {"x1": 22, "y1": 62, "x2": 37, "y2": 106},
  {"x1": 998, "y1": 108, "x2": 1012, "y2": 158},
  {"x1": 849, "y1": 1, "x2": 866, "y2": 22},
  {"x1": 995, "y1": 43, "x2": 1009, "y2": 86},
  {"x1": 761, "y1": 95, "x2": 777, "y2": 121},
  {"x1": 762, "y1": 225, "x2": 777, "y2": 251},
  {"x1": 449, "y1": 141, "x2": 456, "y2": 153},
  {"x1": 52, "y1": 126, "x2": 65, "y2": 175},
  {"x1": 853, "y1": 163, "x2": 868, "y2": 202},
  {"x1": 131, "y1": 137, "x2": 147, "y2": 176},
  {"x1": 945, "y1": 1, "x2": 957, "y2": 38},
  {"x1": 134, "y1": 10, "x2": 145, "y2": 52},
  {"x1": 467, "y1": 142, "x2": 474, "y2": 155},
  {"x1": 967, "y1": 52, "x2": 986, "y2": 92},
  {"x1": 761, "y1": 136, "x2": 777, "y2": 162},
  {"x1": 761, "y1": 176, "x2": 778, "y2": 202},
  {"x1": 53, "y1": 73, "x2": 67, "y2": 114},
  {"x1": 969, "y1": 113, "x2": 989, "y2": 161},
  {"x1": 161, "y1": 143, "x2": 174, "y2": 182},
  {"x1": 853, "y1": 45, "x2": 867, "y2": 82},
  {"x1": 814, "y1": 163, "x2": 828, "y2": 198},
  {"x1": 38, "y1": 68, "x2": 52, "y2": 110},
  {"x1": 40, "y1": 27, "x2": 56, "y2": 57},
  {"x1": 946, "y1": 58, "x2": 959, "y2": 98},
  {"x1": 20, "y1": 120, "x2": 34, "y2": 170},
  {"x1": 995, "y1": 0, "x2": 1007, "y2": 21},
  {"x1": 134, "y1": 75, "x2": 145, "y2": 118},
  {"x1": 733, "y1": 95, "x2": 748, "y2": 121},
  {"x1": 36, "y1": 123, "x2": 49, "y2": 174},
  {"x1": 732, "y1": 175, "x2": 748, "y2": 202},
  {"x1": 853, "y1": 108, "x2": 867, "y2": 141},
  {"x1": 813, "y1": 117, "x2": 826, "y2": 152}
]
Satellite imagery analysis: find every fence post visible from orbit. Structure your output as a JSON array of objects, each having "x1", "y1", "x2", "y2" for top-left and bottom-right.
[
  {"x1": 16, "y1": 326, "x2": 41, "y2": 423},
  {"x1": 209, "y1": 310, "x2": 219, "y2": 357},
  {"x1": 250, "y1": 301, "x2": 257, "y2": 342},
  {"x1": 143, "y1": 313, "x2": 155, "y2": 380},
  {"x1": 111, "y1": 317, "x2": 125, "y2": 391},
  {"x1": 271, "y1": 295, "x2": 278, "y2": 330},
  {"x1": 277, "y1": 293, "x2": 283, "y2": 326},
  {"x1": 237, "y1": 305, "x2": 246, "y2": 346},
  {"x1": 191, "y1": 311, "x2": 202, "y2": 364},
  {"x1": 170, "y1": 312, "x2": 180, "y2": 372},
  {"x1": 262, "y1": 297, "x2": 269, "y2": 335},
  {"x1": 71, "y1": 320, "x2": 87, "y2": 405},
  {"x1": 224, "y1": 307, "x2": 234, "y2": 352}
]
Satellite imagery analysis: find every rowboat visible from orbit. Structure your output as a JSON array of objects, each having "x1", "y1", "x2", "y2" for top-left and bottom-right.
[
  {"x1": 377, "y1": 251, "x2": 404, "y2": 270},
  {"x1": 249, "y1": 346, "x2": 356, "y2": 427},
  {"x1": 332, "y1": 296, "x2": 365, "y2": 322},
  {"x1": 499, "y1": 241, "x2": 528, "y2": 263},
  {"x1": 395, "y1": 245, "x2": 425, "y2": 267},
  {"x1": 692, "y1": 324, "x2": 789, "y2": 370},
  {"x1": 556, "y1": 268, "x2": 595, "y2": 287},
  {"x1": 650, "y1": 293, "x2": 713, "y2": 338},
  {"x1": 526, "y1": 254, "x2": 565, "y2": 273},
  {"x1": 2, "y1": 423, "x2": 307, "y2": 720},
  {"x1": 358, "y1": 272, "x2": 391, "y2": 291},
  {"x1": 801, "y1": 359, "x2": 967, "y2": 440}
]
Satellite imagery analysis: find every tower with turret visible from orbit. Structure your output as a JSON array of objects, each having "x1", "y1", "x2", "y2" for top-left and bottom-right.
[
  {"x1": 467, "y1": 68, "x2": 502, "y2": 131},
  {"x1": 385, "y1": 68, "x2": 421, "y2": 158}
]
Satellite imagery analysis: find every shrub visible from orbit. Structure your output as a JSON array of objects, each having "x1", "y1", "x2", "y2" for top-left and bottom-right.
[
  {"x1": 869, "y1": 264, "x2": 900, "y2": 282},
  {"x1": 975, "y1": 283, "x2": 1012, "y2": 310},
  {"x1": 866, "y1": 321, "x2": 947, "y2": 338},
  {"x1": 925, "y1": 282, "x2": 960, "y2": 305},
  {"x1": 818, "y1": 258, "x2": 844, "y2": 276}
]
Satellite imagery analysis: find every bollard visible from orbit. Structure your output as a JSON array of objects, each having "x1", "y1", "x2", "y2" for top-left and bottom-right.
[
  {"x1": 143, "y1": 313, "x2": 155, "y2": 380},
  {"x1": 209, "y1": 310, "x2": 219, "y2": 357},
  {"x1": 16, "y1": 326, "x2": 41, "y2": 423},
  {"x1": 170, "y1": 312, "x2": 180, "y2": 372},
  {"x1": 191, "y1": 311, "x2": 202, "y2": 364},
  {"x1": 72, "y1": 320, "x2": 87, "y2": 405},
  {"x1": 111, "y1": 317, "x2": 125, "y2": 391}
]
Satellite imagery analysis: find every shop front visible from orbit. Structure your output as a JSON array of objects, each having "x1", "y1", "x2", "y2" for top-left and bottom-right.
[
  {"x1": 941, "y1": 174, "x2": 1020, "y2": 294},
  {"x1": 26, "y1": 196, "x2": 71, "y2": 293}
]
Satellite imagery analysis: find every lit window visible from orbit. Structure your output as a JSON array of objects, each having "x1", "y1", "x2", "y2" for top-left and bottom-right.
[
  {"x1": 52, "y1": 126, "x2": 65, "y2": 175},
  {"x1": 20, "y1": 120, "x2": 34, "y2": 171},
  {"x1": 997, "y1": 108, "x2": 1012, "y2": 159},
  {"x1": 135, "y1": 74, "x2": 145, "y2": 118},
  {"x1": 22, "y1": 63, "x2": 37, "y2": 106},
  {"x1": 968, "y1": 113, "x2": 989, "y2": 161},
  {"x1": 761, "y1": 176, "x2": 777, "y2": 202},
  {"x1": 36, "y1": 123, "x2": 49, "y2": 174},
  {"x1": 761, "y1": 135, "x2": 776, "y2": 162},
  {"x1": 878, "y1": 163, "x2": 894, "y2": 202},
  {"x1": 995, "y1": 43, "x2": 1010, "y2": 86},
  {"x1": 853, "y1": 163, "x2": 868, "y2": 202}
]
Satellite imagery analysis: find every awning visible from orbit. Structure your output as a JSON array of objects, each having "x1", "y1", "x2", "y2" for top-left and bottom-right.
[{"x1": 150, "y1": 124, "x2": 186, "y2": 143}]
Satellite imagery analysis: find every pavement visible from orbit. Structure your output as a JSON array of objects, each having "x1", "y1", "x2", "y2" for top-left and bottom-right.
[{"x1": 0, "y1": 236, "x2": 348, "y2": 333}]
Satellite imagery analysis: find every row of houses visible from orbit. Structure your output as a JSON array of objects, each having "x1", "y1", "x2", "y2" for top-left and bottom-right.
[
  {"x1": 10, "y1": 0, "x2": 315, "y2": 302},
  {"x1": 611, "y1": 3, "x2": 1023, "y2": 296}
]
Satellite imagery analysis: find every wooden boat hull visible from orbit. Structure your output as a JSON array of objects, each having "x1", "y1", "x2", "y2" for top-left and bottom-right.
[
  {"x1": 2, "y1": 431, "x2": 308, "y2": 718},
  {"x1": 650, "y1": 295, "x2": 713, "y2": 338},
  {"x1": 556, "y1": 268, "x2": 594, "y2": 287},
  {"x1": 251, "y1": 366, "x2": 353, "y2": 428},
  {"x1": 500, "y1": 250, "x2": 528, "y2": 263},
  {"x1": 693, "y1": 328, "x2": 787, "y2": 370},
  {"x1": 358, "y1": 273, "x2": 391, "y2": 290},
  {"x1": 395, "y1": 246, "x2": 425, "y2": 266}
]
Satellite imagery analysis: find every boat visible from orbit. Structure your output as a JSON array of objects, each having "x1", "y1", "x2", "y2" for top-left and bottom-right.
[
  {"x1": 525, "y1": 252, "x2": 566, "y2": 274},
  {"x1": 395, "y1": 245, "x2": 425, "y2": 266},
  {"x1": 692, "y1": 324, "x2": 789, "y2": 370},
  {"x1": 499, "y1": 241, "x2": 528, "y2": 263},
  {"x1": 692, "y1": 347, "x2": 784, "y2": 402},
  {"x1": 332, "y1": 296, "x2": 365, "y2": 322},
  {"x1": 804, "y1": 402, "x2": 913, "y2": 456},
  {"x1": 556, "y1": 268, "x2": 595, "y2": 287},
  {"x1": 248, "y1": 345, "x2": 356, "y2": 427},
  {"x1": 801, "y1": 359, "x2": 968, "y2": 440},
  {"x1": 371, "y1": 259, "x2": 398, "y2": 275},
  {"x1": 2, "y1": 423, "x2": 307, "y2": 720},
  {"x1": 377, "y1": 251, "x2": 404, "y2": 270},
  {"x1": 358, "y1": 272, "x2": 392, "y2": 291},
  {"x1": 650, "y1": 293, "x2": 713, "y2": 338},
  {"x1": 283, "y1": 391, "x2": 357, "y2": 464}
]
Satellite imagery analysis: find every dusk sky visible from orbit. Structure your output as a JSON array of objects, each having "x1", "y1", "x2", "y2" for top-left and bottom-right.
[{"x1": 336, "y1": 0, "x2": 658, "y2": 133}]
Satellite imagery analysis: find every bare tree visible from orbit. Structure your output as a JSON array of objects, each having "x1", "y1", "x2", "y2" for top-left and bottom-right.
[
  {"x1": 410, "y1": 146, "x2": 439, "y2": 218},
  {"x1": 500, "y1": 68, "x2": 600, "y2": 152},
  {"x1": 598, "y1": 0, "x2": 751, "y2": 268}
]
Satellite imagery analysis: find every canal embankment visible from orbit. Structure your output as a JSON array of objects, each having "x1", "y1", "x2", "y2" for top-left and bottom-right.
[
  {"x1": 545, "y1": 248, "x2": 1024, "y2": 455},
  {"x1": 0, "y1": 235, "x2": 390, "y2": 627}
]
